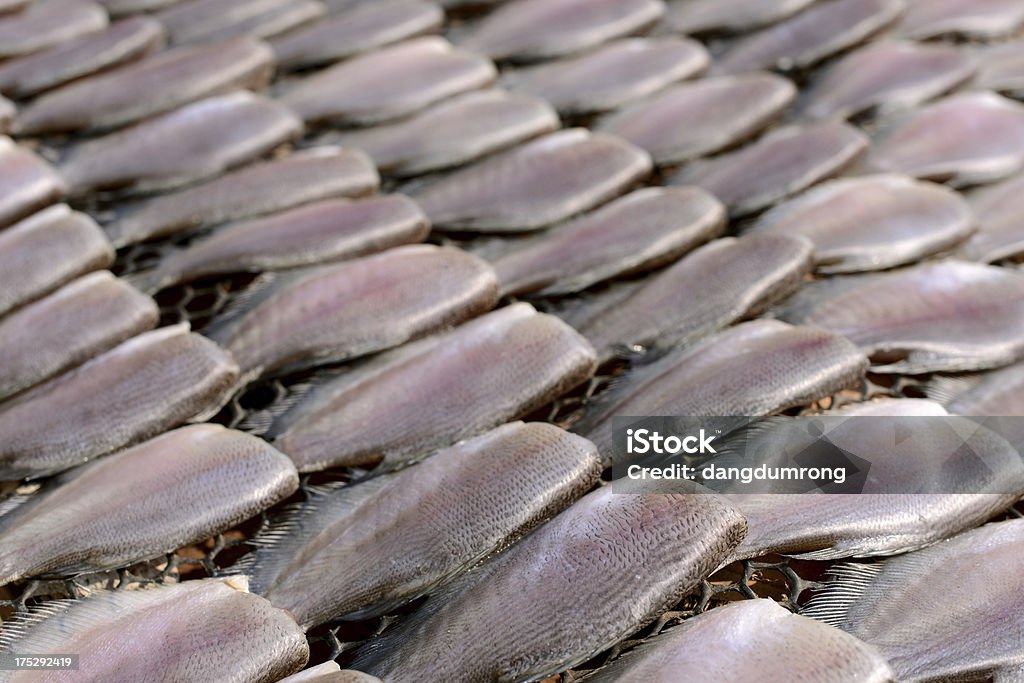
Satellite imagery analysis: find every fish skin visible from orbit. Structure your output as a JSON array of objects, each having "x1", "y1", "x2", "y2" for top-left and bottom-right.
[
  {"x1": 800, "y1": 41, "x2": 976, "y2": 121},
  {"x1": 106, "y1": 146, "x2": 378, "y2": 248},
  {"x1": 211, "y1": 245, "x2": 499, "y2": 384},
  {"x1": 271, "y1": 0, "x2": 443, "y2": 71},
  {"x1": 785, "y1": 260, "x2": 1024, "y2": 373},
  {"x1": 15, "y1": 37, "x2": 274, "y2": 135},
  {"x1": 0, "y1": 205, "x2": 113, "y2": 318},
  {"x1": 802, "y1": 519, "x2": 1024, "y2": 683},
  {"x1": 0, "y1": 324, "x2": 239, "y2": 481},
  {"x1": 459, "y1": 0, "x2": 665, "y2": 63},
  {"x1": 352, "y1": 485, "x2": 746, "y2": 682},
  {"x1": 282, "y1": 37, "x2": 497, "y2": 126},
  {"x1": 0, "y1": 137, "x2": 66, "y2": 228},
  {"x1": 0, "y1": 272, "x2": 157, "y2": 401},
  {"x1": 751, "y1": 174, "x2": 974, "y2": 273},
  {"x1": 273, "y1": 303, "x2": 596, "y2": 471},
  {"x1": 0, "y1": 425, "x2": 297, "y2": 585},
  {"x1": 0, "y1": 0, "x2": 109, "y2": 59},
  {"x1": 578, "y1": 320, "x2": 868, "y2": 465},
  {"x1": 157, "y1": 0, "x2": 324, "y2": 46},
  {"x1": 255, "y1": 422, "x2": 602, "y2": 627},
  {"x1": 0, "y1": 17, "x2": 165, "y2": 99},
  {"x1": 0, "y1": 578, "x2": 309, "y2": 683},
  {"x1": 898, "y1": 0, "x2": 1024, "y2": 39},
  {"x1": 59, "y1": 91, "x2": 303, "y2": 196},
  {"x1": 665, "y1": 0, "x2": 817, "y2": 34},
  {"x1": 580, "y1": 234, "x2": 813, "y2": 361},
  {"x1": 279, "y1": 663, "x2": 382, "y2": 683},
  {"x1": 130, "y1": 195, "x2": 429, "y2": 294},
  {"x1": 961, "y1": 172, "x2": 1024, "y2": 263},
  {"x1": 493, "y1": 186, "x2": 726, "y2": 298},
  {"x1": 412, "y1": 128, "x2": 653, "y2": 232},
  {"x1": 503, "y1": 37, "x2": 709, "y2": 117},
  {"x1": 867, "y1": 91, "x2": 1024, "y2": 187},
  {"x1": 974, "y1": 41, "x2": 1024, "y2": 97},
  {"x1": 329, "y1": 89, "x2": 559, "y2": 177},
  {"x1": 597, "y1": 72, "x2": 795, "y2": 167},
  {"x1": 673, "y1": 121, "x2": 868, "y2": 218},
  {"x1": 942, "y1": 363, "x2": 1024, "y2": 417},
  {"x1": 586, "y1": 599, "x2": 895, "y2": 683},
  {"x1": 712, "y1": 0, "x2": 904, "y2": 76}
]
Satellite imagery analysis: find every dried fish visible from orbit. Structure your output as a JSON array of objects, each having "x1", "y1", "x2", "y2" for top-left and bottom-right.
[
  {"x1": 800, "y1": 41, "x2": 975, "y2": 120},
  {"x1": 282, "y1": 37, "x2": 497, "y2": 126},
  {"x1": 664, "y1": 0, "x2": 817, "y2": 34},
  {"x1": 274, "y1": 303, "x2": 596, "y2": 470},
  {"x1": 412, "y1": 128, "x2": 652, "y2": 232},
  {"x1": 974, "y1": 41, "x2": 1024, "y2": 97},
  {"x1": 503, "y1": 38, "x2": 709, "y2": 117},
  {"x1": 784, "y1": 260, "x2": 1024, "y2": 373},
  {"x1": 493, "y1": 186, "x2": 726, "y2": 297},
  {"x1": 59, "y1": 91, "x2": 303, "y2": 196},
  {"x1": 459, "y1": 0, "x2": 664, "y2": 62},
  {"x1": 253, "y1": 422, "x2": 601, "y2": 626},
  {"x1": 279, "y1": 664, "x2": 382, "y2": 683},
  {"x1": 0, "y1": 0, "x2": 108, "y2": 59},
  {"x1": 580, "y1": 234, "x2": 813, "y2": 360},
  {"x1": 961, "y1": 172, "x2": 1024, "y2": 263},
  {"x1": 597, "y1": 72, "x2": 795, "y2": 167},
  {"x1": 867, "y1": 91, "x2": 1024, "y2": 187},
  {"x1": 898, "y1": 0, "x2": 1024, "y2": 39},
  {"x1": 578, "y1": 320, "x2": 867, "y2": 464},
  {"x1": 803, "y1": 519, "x2": 1024, "y2": 683},
  {"x1": 271, "y1": 0, "x2": 443, "y2": 70},
  {"x1": 0, "y1": 425, "x2": 297, "y2": 585},
  {"x1": 0, "y1": 272, "x2": 157, "y2": 401},
  {"x1": 0, "y1": 325, "x2": 238, "y2": 480},
  {"x1": 751, "y1": 174, "x2": 974, "y2": 273},
  {"x1": 131, "y1": 195, "x2": 428, "y2": 294},
  {"x1": 107, "y1": 147, "x2": 378, "y2": 247},
  {"x1": 940, "y1": 362, "x2": 1024, "y2": 417},
  {"x1": 0, "y1": 205, "x2": 112, "y2": 318},
  {"x1": 210, "y1": 245, "x2": 498, "y2": 385},
  {"x1": 673, "y1": 121, "x2": 867, "y2": 217},
  {"x1": 157, "y1": 0, "x2": 324, "y2": 45},
  {"x1": 0, "y1": 137, "x2": 65, "y2": 228},
  {"x1": 587, "y1": 599, "x2": 895, "y2": 683},
  {"x1": 15, "y1": 38, "x2": 274, "y2": 134},
  {"x1": 0, "y1": 578, "x2": 309, "y2": 683},
  {"x1": 352, "y1": 486, "x2": 745, "y2": 682},
  {"x1": 330, "y1": 89, "x2": 559, "y2": 177},
  {"x1": 0, "y1": 17, "x2": 165, "y2": 99},
  {"x1": 712, "y1": 0, "x2": 903, "y2": 75}
]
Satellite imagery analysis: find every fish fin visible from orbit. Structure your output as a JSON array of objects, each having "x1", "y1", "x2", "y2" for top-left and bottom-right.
[
  {"x1": 925, "y1": 374, "x2": 982, "y2": 406},
  {"x1": 800, "y1": 562, "x2": 885, "y2": 626},
  {"x1": 994, "y1": 665, "x2": 1024, "y2": 683},
  {"x1": 202, "y1": 269, "x2": 309, "y2": 343},
  {"x1": 123, "y1": 267, "x2": 171, "y2": 296}
]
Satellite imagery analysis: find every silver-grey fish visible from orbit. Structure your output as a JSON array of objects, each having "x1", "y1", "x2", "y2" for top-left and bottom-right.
[
  {"x1": 210, "y1": 245, "x2": 498, "y2": 385},
  {"x1": 867, "y1": 91, "x2": 1024, "y2": 187},
  {"x1": 751, "y1": 174, "x2": 974, "y2": 273},
  {"x1": 107, "y1": 146, "x2": 378, "y2": 247},
  {"x1": 15, "y1": 37, "x2": 273, "y2": 134},
  {"x1": 252, "y1": 422, "x2": 600, "y2": 627},
  {"x1": 803, "y1": 519, "x2": 1024, "y2": 683},
  {"x1": 0, "y1": 271, "x2": 157, "y2": 401},
  {"x1": 712, "y1": 0, "x2": 904, "y2": 76},
  {"x1": 0, "y1": 0, "x2": 108, "y2": 59},
  {"x1": 0, "y1": 137, "x2": 66, "y2": 228},
  {"x1": 664, "y1": 0, "x2": 817, "y2": 34},
  {"x1": 0, "y1": 424, "x2": 297, "y2": 585},
  {"x1": 352, "y1": 485, "x2": 746, "y2": 682},
  {"x1": 0, "y1": 324, "x2": 239, "y2": 480},
  {"x1": 330, "y1": 89, "x2": 558, "y2": 177},
  {"x1": 459, "y1": 0, "x2": 665, "y2": 63},
  {"x1": 800, "y1": 41, "x2": 975, "y2": 121},
  {"x1": 597, "y1": 72, "x2": 795, "y2": 167},
  {"x1": 580, "y1": 234, "x2": 813, "y2": 361},
  {"x1": 961, "y1": 172, "x2": 1024, "y2": 263},
  {"x1": 898, "y1": 0, "x2": 1024, "y2": 39},
  {"x1": 579, "y1": 320, "x2": 868, "y2": 464},
  {"x1": 59, "y1": 91, "x2": 303, "y2": 196},
  {"x1": 784, "y1": 260, "x2": 1024, "y2": 373},
  {"x1": 271, "y1": 0, "x2": 443, "y2": 70},
  {"x1": 282, "y1": 37, "x2": 497, "y2": 126},
  {"x1": 0, "y1": 578, "x2": 309, "y2": 683},
  {"x1": 274, "y1": 303, "x2": 597, "y2": 471},
  {"x1": 130, "y1": 195, "x2": 428, "y2": 294},
  {"x1": 412, "y1": 128, "x2": 652, "y2": 232},
  {"x1": 279, "y1": 663, "x2": 382, "y2": 683},
  {"x1": 586, "y1": 599, "x2": 895, "y2": 683},
  {"x1": 0, "y1": 205, "x2": 112, "y2": 318},
  {"x1": 673, "y1": 121, "x2": 867, "y2": 217},
  {"x1": 157, "y1": 0, "x2": 324, "y2": 45},
  {"x1": 503, "y1": 38, "x2": 709, "y2": 117},
  {"x1": 974, "y1": 41, "x2": 1024, "y2": 98},
  {"x1": 0, "y1": 17, "x2": 165, "y2": 99},
  {"x1": 493, "y1": 186, "x2": 725, "y2": 298}
]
